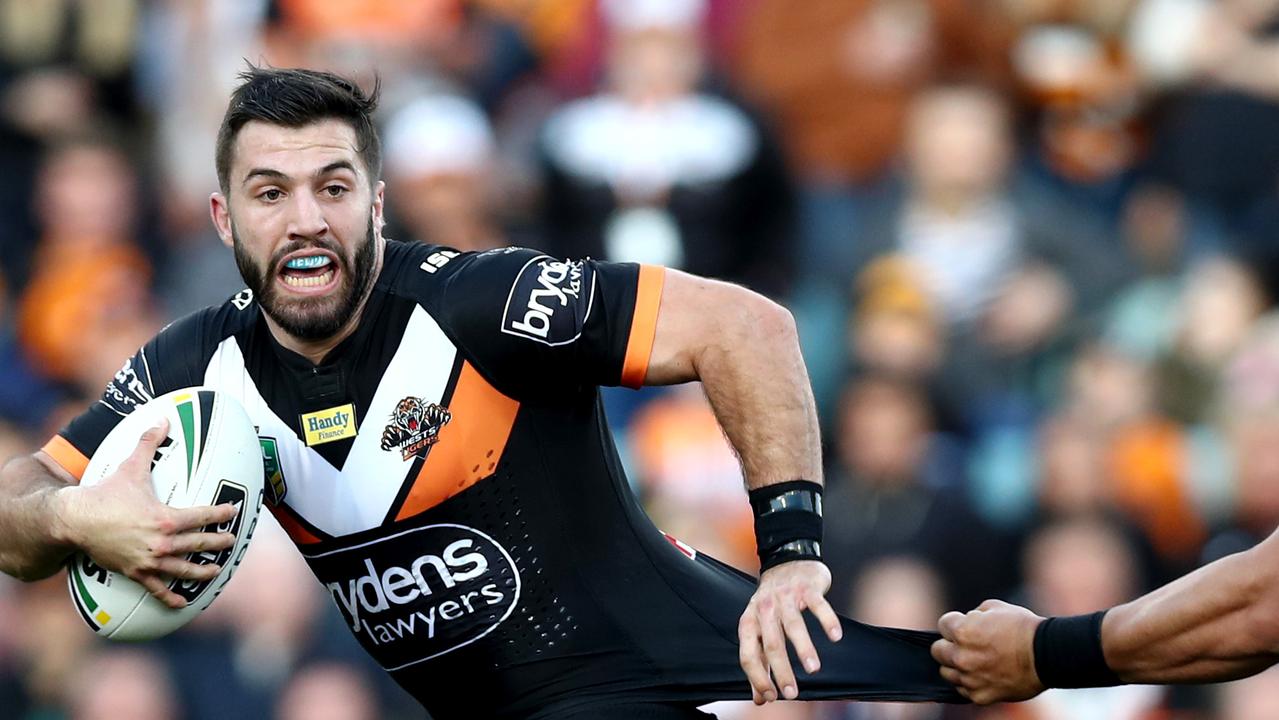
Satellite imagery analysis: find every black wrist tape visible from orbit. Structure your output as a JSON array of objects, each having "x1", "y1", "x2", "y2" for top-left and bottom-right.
[
  {"x1": 749, "y1": 480, "x2": 823, "y2": 572},
  {"x1": 1033, "y1": 611, "x2": 1122, "y2": 689}
]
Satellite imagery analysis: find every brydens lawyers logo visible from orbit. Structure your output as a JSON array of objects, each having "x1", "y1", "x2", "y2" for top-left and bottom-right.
[
  {"x1": 305, "y1": 524, "x2": 521, "y2": 671},
  {"x1": 500, "y1": 256, "x2": 596, "y2": 346},
  {"x1": 381, "y1": 397, "x2": 452, "y2": 461}
]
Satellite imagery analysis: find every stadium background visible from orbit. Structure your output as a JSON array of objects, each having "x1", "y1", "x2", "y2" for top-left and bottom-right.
[{"x1": 2, "y1": 0, "x2": 1279, "y2": 718}]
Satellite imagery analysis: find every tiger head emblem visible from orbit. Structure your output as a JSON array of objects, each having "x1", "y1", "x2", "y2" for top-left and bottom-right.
[{"x1": 381, "y1": 397, "x2": 452, "y2": 461}]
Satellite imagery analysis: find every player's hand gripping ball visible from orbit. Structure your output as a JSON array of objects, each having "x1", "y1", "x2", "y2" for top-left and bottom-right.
[{"x1": 66, "y1": 388, "x2": 264, "y2": 640}]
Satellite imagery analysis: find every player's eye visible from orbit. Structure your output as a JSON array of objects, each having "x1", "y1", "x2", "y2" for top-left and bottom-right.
[
  {"x1": 259, "y1": 188, "x2": 283, "y2": 202},
  {"x1": 324, "y1": 185, "x2": 347, "y2": 198}
]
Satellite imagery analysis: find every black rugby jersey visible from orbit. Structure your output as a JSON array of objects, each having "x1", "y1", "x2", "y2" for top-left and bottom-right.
[{"x1": 45, "y1": 240, "x2": 960, "y2": 718}]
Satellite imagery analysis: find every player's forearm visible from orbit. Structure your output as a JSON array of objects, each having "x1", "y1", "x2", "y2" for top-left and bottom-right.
[
  {"x1": 0, "y1": 454, "x2": 77, "y2": 581},
  {"x1": 1102, "y1": 541, "x2": 1279, "y2": 683},
  {"x1": 692, "y1": 290, "x2": 821, "y2": 490}
]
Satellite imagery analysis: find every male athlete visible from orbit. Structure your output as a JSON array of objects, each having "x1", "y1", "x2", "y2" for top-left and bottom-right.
[
  {"x1": 0, "y1": 67, "x2": 959, "y2": 719},
  {"x1": 933, "y1": 530, "x2": 1279, "y2": 704}
]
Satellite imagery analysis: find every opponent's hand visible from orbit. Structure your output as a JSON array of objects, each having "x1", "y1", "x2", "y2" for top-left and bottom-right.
[
  {"x1": 932, "y1": 599, "x2": 1046, "y2": 704},
  {"x1": 739, "y1": 560, "x2": 843, "y2": 704},
  {"x1": 55, "y1": 419, "x2": 238, "y2": 609}
]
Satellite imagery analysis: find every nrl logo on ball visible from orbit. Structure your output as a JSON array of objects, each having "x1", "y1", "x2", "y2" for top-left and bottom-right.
[{"x1": 381, "y1": 397, "x2": 452, "y2": 461}]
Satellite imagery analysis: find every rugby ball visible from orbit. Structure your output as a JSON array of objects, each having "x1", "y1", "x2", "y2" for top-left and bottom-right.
[{"x1": 66, "y1": 387, "x2": 264, "y2": 641}]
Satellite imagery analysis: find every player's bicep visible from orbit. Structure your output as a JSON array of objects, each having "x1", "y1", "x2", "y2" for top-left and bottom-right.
[
  {"x1": 643, "y1": 269, "x2": 713, "y2": 386},
  {"x1": 643, "y1": 270, "x2": 769, "y2": 387}
]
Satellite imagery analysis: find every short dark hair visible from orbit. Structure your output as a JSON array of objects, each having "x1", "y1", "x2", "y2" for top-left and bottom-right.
[{"x1": 215, "y1": 65, "x2": 382, "y2": 193}]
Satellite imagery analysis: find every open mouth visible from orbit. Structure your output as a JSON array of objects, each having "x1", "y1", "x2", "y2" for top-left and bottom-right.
[{"x1": 277, "y1": 251, "x2": 340, "y2": 293}]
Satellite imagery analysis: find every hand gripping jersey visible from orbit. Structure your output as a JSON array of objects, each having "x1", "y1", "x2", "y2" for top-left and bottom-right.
[{"x1": 44, "y1": 241, "x2": 961, "y2": 718}]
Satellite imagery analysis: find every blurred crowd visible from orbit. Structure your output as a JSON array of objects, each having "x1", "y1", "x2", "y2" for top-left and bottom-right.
[{"x1": 4, "y1": 0, "x2": 1279, "y2": 718}]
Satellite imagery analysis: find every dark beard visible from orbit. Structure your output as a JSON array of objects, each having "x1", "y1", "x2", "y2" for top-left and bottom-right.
[{"x1": 233, "y1": 219, "x2": 378, "y2": 341}]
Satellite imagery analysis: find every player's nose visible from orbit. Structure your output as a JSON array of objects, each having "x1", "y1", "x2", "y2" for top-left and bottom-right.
[{"x1": 287, "y1": 190, "x2": 329, "y2": 240}]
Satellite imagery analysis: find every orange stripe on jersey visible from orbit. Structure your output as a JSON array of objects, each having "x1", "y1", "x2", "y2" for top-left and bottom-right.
[
  {"x1": 395, "y1": 362, "x2": 520, "y2": 520},
  {"x1": 620, "y1": 264, "x2": 665, "y2": 389},
  {"x1": 271, "y1": 505, "x2": 323, "y2": 545},
  {"x1": 41, "y1": 435, "x2": 89, "y2": 481}
]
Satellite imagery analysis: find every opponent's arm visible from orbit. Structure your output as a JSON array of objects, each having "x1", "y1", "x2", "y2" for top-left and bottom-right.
[
  {"x1": 932, "y1": 529, "x2": 1279, "y2": 704},
  {"x1": 0, "y1": 422, "x2": 237, "y2": 607},
  {"x1": 646, "y1": 270, "x2": 840, "y2": 705}
]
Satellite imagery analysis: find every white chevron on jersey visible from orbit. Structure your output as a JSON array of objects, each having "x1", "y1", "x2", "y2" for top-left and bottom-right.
[{"x1": 202, "y1": 306, "x2": 459, "y2": 536}]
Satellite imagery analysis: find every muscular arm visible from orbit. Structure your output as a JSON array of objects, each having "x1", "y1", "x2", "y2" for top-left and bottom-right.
[
  {"x1": 0, "y1": 452, "x2": 78, "y2": 580},
  {"x1": 934, "y1": 529, "x2": 1279, "y2": 703},
  {"x1": 0, "y1": 424, "x2": 237, "y2": 607},
  {"x1": 643, "y1": 270, "x2": 838, "y2": 704},
  {"x1": 644, "y1": 269, "x2": 822, "y2": 489},
  {"x1": 1102, "y1": 532, "x2": 1279, "y2": 683}
]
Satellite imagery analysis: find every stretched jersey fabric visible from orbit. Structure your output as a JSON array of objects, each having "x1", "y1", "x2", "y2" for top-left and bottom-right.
[{"x1": 44, "y1": 240, "x2": 962, "y2": 718}]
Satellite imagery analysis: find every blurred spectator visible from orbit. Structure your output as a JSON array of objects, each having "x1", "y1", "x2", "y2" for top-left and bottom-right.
[
  {"x1": 1028, "y1": 347, "x2": 1206, "y2": 574},
  {"x1": 1003, "y1": 0, "x2": 1147, "y2": 207},
  {"x1": 1206, "y1": 314, "x2": 1279, "y2": 557},
  {"x1": 11, "y1": 577, "x2": 96, "y2": 718},
  {"x1": 67, "y1": 648, "x2": 179, "y2": 720},
  {"x1": 383, "y1": 93, "x2": 514, "y2": 251},
  {"x1": 276, "y1": 661, "x2": 380, "y2": 720},
  {"x1": 0, "y1": 0, "x2": 142, "y2": 128},
  {"x1": 266, "y1": 0, "x2": 547, "y2": 119},
  {"x1": 1034, "y1": 412, "x2": 1113, "y2": 518},
  {"x1": 845, "y1": 84, "x2": 1124, "y2": 437},
  {"x1": 733, "y1": 0, "x2": 1010, "y2": 190},
  {"x1": 264, "y1": 0, "x2": 461, "y2": 85},
  {"x1": 539, "y1": 0, "x2": 795, "y2": 297},
  {"x1": 823, "y1": 374, "x2": 1013, "y2": 611},
  {"x1": 15, "y1": 136, "x2": 162, "y2": 398},
  {"x1": 994, "y1": 515, "x2": 1167, "y2": 720},
  {"x1": 630, "y1": 383, "x2": 754, "y2": 570},
  {"x1": 849, "y1": 258, "x2": 946, "y2": 381},
  {"x1": 1024, "y1": 515, "x2": 1142, "y2": 616},
  {"x1": 139, "y1": 3, "x2": 271, "y2": 318},
  {"x1": 849, "y1": 556, "x2": 945, "y2": 630},
  {"x1": 136, "y1": 1, "x2": 269, "y2": 237},
  {"x1": 732, "y1": 0, "x2": 1011, "y2": 287},
  {"x1": 1151, "y1": 256, "x2": 1265, "y2": 425},
  {"x1": 1133, "y1": 0, "x2": 1279, "y2": 237},
  {"x1": 1108, "y1": 420, "x2": 1209, "y2": 569},
  {"x1": 1104, "y1": 183, "x2": 1195, "y2": 362},
  {"x1": 0, "y1": 0, "x2": 146, "y2": 293},
  {"x1": 857, "y1": 84, "x2": 1119, "y2": 330}
]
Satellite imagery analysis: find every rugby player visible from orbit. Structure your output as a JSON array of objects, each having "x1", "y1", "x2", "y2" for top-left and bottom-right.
[
  {"x1": 0, "y1": 67, "x2": 960, "y2": 718},
  {"x1": 932, "y1": 529, "x2": 1279, "y2": 704}
]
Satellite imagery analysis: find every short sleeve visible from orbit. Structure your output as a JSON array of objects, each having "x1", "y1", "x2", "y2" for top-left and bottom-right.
[{"x1": 430, "y1": 248, "x2": 665, "y2": 399}]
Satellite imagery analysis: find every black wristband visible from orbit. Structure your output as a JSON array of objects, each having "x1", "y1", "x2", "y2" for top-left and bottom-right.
[
  {"x1": 1033, "y1": 611, "x2": 1122, "y2": 689},
  {"x1": 749, "y1": 481, "x2": 823, "y2": 572}
]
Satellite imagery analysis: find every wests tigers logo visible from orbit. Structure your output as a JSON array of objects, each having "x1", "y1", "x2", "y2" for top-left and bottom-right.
[{"x1": 381, "y1": 397, "x2": 452, "y2": 461}]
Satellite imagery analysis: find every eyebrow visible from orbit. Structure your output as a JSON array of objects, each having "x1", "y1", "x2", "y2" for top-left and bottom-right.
[{"x1": 241, "y1": 160, "x2": 359, "y2": 187}]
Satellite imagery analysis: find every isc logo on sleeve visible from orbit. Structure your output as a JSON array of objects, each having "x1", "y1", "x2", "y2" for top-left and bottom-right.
[
  {"x1": 500, "y1": 256, "x2": 595, "y2": 346},
  {"x1": 301, "y1": 404, "x2": 358, "y2": 446}
]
